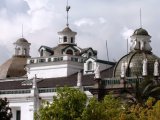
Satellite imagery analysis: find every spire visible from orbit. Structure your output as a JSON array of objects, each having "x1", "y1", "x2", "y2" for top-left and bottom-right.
[
  {"x1": 66, "y1": 0, "x2": 70, "y2": 26},
  {"x1": 140, "y1": 8, "x2": 142, "y2": 28}
]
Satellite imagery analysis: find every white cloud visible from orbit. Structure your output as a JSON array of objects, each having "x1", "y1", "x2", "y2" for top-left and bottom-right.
[
  {"x1": 74, "y1": 18, "x2": 95, "y2": 27},
  {"x1": 0, "y1": 0, "x2": 160, "y2": 65},
  {"x1": 99, "y1": 17, "x2": 106, "y2": 24},
  {"x1": 121, "y1": 27, "x2": 134, "y2": 40}
]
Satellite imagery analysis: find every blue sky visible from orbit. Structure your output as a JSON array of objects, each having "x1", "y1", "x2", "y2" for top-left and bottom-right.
[{"x1": 0, "y1": 0, "x2": 160, "y2": 64}]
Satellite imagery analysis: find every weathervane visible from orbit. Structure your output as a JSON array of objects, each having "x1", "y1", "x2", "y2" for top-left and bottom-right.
[{"x1": 66, "y1": 0, "x2": 71, "y2": 26}]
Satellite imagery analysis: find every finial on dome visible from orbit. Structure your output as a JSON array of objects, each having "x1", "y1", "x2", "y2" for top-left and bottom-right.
[
  {"x1": 66, "y1": 0, "x2": 70, "y2": 26},
  {"x1": 140, "y1": 8, "x2": 142, "y2": 28}
]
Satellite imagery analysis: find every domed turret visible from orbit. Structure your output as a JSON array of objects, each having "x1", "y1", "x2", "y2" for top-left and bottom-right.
[
  {"x1": 14, "y1": 38, "x2": 31, "y2": 57},
  {"x1": 114, "y1": 28, "x2": 160, "y2": 78},
  {"x1": 0, "y1": 38, "x2": 31, "y2": 79}
]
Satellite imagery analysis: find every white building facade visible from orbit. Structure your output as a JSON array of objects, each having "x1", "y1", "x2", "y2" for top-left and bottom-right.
[{"x1": 0, "y1": 23, "x2": 114, "y2": 120}]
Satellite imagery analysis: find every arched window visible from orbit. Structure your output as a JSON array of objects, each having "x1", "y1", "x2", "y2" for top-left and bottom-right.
[
  {"x1": 63, "y1": 36, "x2": 67, "y2": 42},
  {"x1": 40, "y1": 50, "x2": 43, "y2": 56},
  {"x1": 88, "y1": 61, "x2": 93, "y2": 70},
  {"x1": 66, "y1": 49, "x2": 73, "y2": 55},
  {"x1": 88, "y1": 52, "x2": 92, "y2": 57}
]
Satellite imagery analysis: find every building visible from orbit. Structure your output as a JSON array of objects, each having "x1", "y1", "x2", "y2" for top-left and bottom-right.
[
  {"x1": 0, "y1": 2, "x2": 159, "y2": 120},
  {"x1": 0, "y1": 4, "x2": 115, "y2": 120},
  {"x1": 92, "y1": 27, "x2": 160, "y2": 100}
]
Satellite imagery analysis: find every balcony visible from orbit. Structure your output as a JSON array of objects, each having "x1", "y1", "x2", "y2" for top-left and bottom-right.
[{"x1": 27, "y1": 55, "x2": 84, "y2": 65}]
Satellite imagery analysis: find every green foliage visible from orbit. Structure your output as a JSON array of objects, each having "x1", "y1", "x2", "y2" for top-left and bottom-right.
[
  {"x1": 81, "y1": 97, "x2": 106, "y2": 120},
  {"x1": 35, "y1": 87, "x2": 160, "y2": 120},
  {"x1": 0, "y1": 98, "x2": 12, "y2": 120},
  {"x1": 121, "y1": 97, "x2": 160, "y2": 120},
  {"x1": 35, "y1": 87, "x2": 87, "y2": 120},
  {"x1": 127, "y1": 77, "x2": 160, "y2": 106}
]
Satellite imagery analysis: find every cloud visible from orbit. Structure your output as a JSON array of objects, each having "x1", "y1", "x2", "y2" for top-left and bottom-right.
[
  {"x1": 0, "y1": 0, "x2": 160, "y2": 65},
  {"x1": 121, "y1": 27, "x2": 134, "y2": 41},
  {"x1": 74, "y1": 18, "x2": 95, "y2": 27},
  {"x1": 99, "y1": 17, "x2": 106, "y2": 24}
]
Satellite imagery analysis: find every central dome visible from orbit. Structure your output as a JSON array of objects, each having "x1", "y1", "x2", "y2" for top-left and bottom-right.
[{"x1": 113, "y1": 51, "x2": 159, "y2": 77}]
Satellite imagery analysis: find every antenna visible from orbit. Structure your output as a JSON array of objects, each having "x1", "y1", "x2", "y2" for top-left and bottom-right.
[
  {"x1": 66, "y1": 0, "x2": 71, "y2": 26},
  {"x1": 140, "y1": 8, "x2": 142, "y2": 28},
  {"x1": 126, "y1": 38, "x2": 129, "y2": 63},
  {"x1": 22, "y1": 24, "x2": 23, "y2": 38},
  {"x1": 106, "y1": 40, "x2": 110, "y2": 61}
]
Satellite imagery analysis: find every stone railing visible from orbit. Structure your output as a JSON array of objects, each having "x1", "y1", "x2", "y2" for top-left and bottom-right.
[
  {"x1": 27, "y1": 55, "x2": 84, "y2": 64},
  {"x1": 0, "y1": 89, "x2": 31, "y2": 94}
]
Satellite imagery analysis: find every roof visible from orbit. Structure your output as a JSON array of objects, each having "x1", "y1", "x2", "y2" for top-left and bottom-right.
[
  {"x1": 0, "y1": 67, "x2": 114, "y2": 90},
  {"x1": 96, "y1": 59, "x2": 116, "y2": 65},
  {"x1": 79, "y1": 47, "x2": 97, "y2": 56},
  {"x1": 0, "y1": 56, "x2": 28, "y2": 79},
  {"x1": 14, "y1": 38, "x2": 29, "y2": 44},
  {"x1": 39, "y1": 45, "x2": 54, "y2": 53},
  {"x1": 133, "y1": 28, "x2": 150, "y2": 36},
  {"x1": 58, "y1": 26, "x2": 77, "y2": 35},
  {"x1": 52, "y1": 44, "x2": 76, "y2": 56}
]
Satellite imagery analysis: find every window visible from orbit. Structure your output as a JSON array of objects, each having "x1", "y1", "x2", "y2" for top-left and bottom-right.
[
  {"x1": 63, "y1": 36, "x2": 67, "y2": 42},
  {"x1": 30, "y1": 59, "x2": 34, "y2": 64},
  {"x1": 48, "y1": 58, "x2": 51, "y2": 62},
  {"x1": 66, "y1": 49, "x2": 73, "y2": 55},
  {"x1": 88, "y1": 61, "x2": 93, "y2": 70},
  {"x1": 39, "y1": 59, "x2": 45, "y2": 63},
  {"x1": 88, "y1": 52, "x2": 92, "y2": 57},
  {"x1": 16, "y1": 110, "x2": 21, "y2": 120},
  {"x1": 71, "y1": 37, "x2": 74, "y2": 43}
]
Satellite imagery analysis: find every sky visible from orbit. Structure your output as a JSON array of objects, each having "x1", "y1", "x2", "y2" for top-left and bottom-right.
[{"x1": 0, "y1": 0, "x2": 160, "y2": 65}]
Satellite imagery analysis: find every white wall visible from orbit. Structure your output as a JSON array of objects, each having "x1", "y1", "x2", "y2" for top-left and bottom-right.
[
  {"x1": 10, "y1": 102, "x2": 34, "y2": 120},
  {"x1": 28, "y1": 64, "x2": 68, "y2": 79},
  {"x1": 28, "y1": 61, "x2": 83, "y2": 79}
]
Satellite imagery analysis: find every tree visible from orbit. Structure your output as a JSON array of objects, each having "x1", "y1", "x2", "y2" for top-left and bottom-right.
[
  {"x1": 82, "y1": 94, "x2": 124, "y2": 120},
  {"x1": 126, "y1": 77, "x2": 160, "y2": 106},
  {"x1": 0, "y1": 98, "x2": 12, "y2": 120},
  {"x1": 35, "y1": 87, "x2": 87, "y2": 120},
  {"x1": 81, "y1": 97, "x2": 106, "y2": 120}
]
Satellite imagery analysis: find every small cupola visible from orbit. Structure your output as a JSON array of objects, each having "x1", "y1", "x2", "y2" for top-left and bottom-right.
[
  {"x1": 57, "y1": 1, "x2": 77, "y2": 45},
  {"x1": 58, "y1": 26, "x2": 77, "y2": 45},
  {"x1": 130, "y1": 28, "x2": 152, "y2": 52},
  {"x1": 14, "y1": 38, "x2": 31, "y2": 57}
]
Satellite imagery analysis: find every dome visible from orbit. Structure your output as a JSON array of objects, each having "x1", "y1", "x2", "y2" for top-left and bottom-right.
[
  {"x1": 0, "y1": 56, "x2": 27, "y2": 79},
  {"x1": 133, "y1": 28, "x2": 150, "y2": 36},
  {"x1": 15, "y1": 38, "x2": 29, "y2": 44},
  {"x1": 62, "y1": 26, "x2": 72, "y2": 32},
  {"x1": 114, "y1": 51, "x2": 160, "y2": 78},
  {"x1": 58, "y1": 26, "x2": 77, "y2": 35}
]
